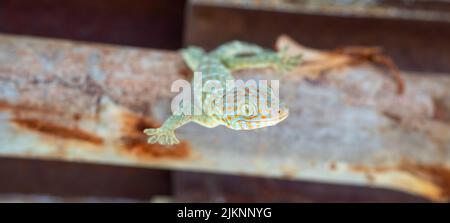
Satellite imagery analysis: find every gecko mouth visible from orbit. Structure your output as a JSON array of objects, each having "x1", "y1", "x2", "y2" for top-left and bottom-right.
[
  {"x1": 248, "y1": 112, "x2": 289, "y2": 123},
  {"x1": 278, "y1": 112, "x2": 289, "y2": 121}
]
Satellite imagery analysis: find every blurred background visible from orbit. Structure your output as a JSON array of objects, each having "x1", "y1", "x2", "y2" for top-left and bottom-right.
[{"x1": 1, "y1": 0, "x2": 449, "y2": 202}]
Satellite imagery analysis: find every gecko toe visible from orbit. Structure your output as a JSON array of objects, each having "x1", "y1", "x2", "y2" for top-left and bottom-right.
[
  {"x1": 148, "y1": 135, "x2": 159, "y2": 144},
  {"x1": 160, "y1": 135, "x2": 168, "y2": 145},
  {"x1": 143, "y1": 128, "x2": 158, "y2": 135}
]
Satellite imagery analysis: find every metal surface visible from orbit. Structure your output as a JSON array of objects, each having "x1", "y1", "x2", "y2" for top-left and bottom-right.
[
  {"x1": 0, "y1": 0, "x2": 186, "y2": 49},
  {"x1": 0, "y1": 157, "x2": 171, "y2": 199},
  {"x1": 173, "y1": 171, "x2": 429, "y2": 202},
  {"x1": 191, "y1": 0, "x2": 450, "y2": 22},
  {"x1": 185, "y1": 0, "x2": 450, "y2": 73},
  {"x1": 1, "y1": 34, "x2": 450, "y2": 201}
]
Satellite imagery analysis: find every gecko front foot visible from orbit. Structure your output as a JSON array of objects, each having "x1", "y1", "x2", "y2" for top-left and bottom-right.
[{"x1": 144, "y1": 128, "x2": 180, "y2": 145}]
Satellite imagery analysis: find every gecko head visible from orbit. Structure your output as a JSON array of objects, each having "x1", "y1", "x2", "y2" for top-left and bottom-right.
[
  {"x1": 223, "y1": 102, "x2": 289, "y2": 130},
  {"x1": 219, "y1": 84, "x2": 289, "y2": 130}
]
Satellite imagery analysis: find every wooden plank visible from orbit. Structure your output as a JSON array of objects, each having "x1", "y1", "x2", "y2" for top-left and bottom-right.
[{"x1": 1, "y1": 34, "x2": 450, "y2": 201}]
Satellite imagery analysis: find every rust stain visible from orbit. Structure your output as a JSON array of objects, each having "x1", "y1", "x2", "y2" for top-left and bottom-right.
[
  {"x1": 4, "y1": 99, "x2": 192, "y2": 159},
  {"x1": 121, "y1": 136, "x2": 191, "y2": 159},
  {"x1": 73, "y1": 113, "x2": 82, "y2": 121},
  {"x1": 0, "y1": 101, "x2": 33, "y2": 111},
  {"x1": 178, "y1": 66, "x2": 193, "y2": 80},
  {"x1": 12, "y1": 118, "x2": 103, "y2": 145},
  {"x1": 350, "y1": 165, "x2": 390, "y2": 173},
  {"x1": 433, "y1": 97, "x2": 450, "y2": 123},
  {"x1": 281, "y1": 173, "x2": 295, "y2": 180},
  {"x1": 333, "y1": 46, "x2": 405, "y2": 95},
  {"x1": 350, "y1": 165, "x2": 368, "y2": 172},
  {"x1": 280, "y1": 165, "x2": 298, "y2": 180},
  {"x1": 0, "y1": 101, "x2": 103, "y2": 123},
  {"x1": 0, "y1": 101, "x2": 8, "y2": 110},
  {"x1": 351, "y1": 161, "x2": 450, "y2": 201},
  {"x1": 382, "y1": 111, "x2": 402, "y2": 123},
  {"x1": 329, "y1": 162, "x2": 337, "y2": 170},
  {"x1": 365, "y1": 173, "x2": 375, "y2": 184},
  {"x1": 120, "y1": 111, "x2": 160, "y2": 134},
  {"x1": 119, "y1": 112, "x2": 191, "y2": 160},
  {"x1": 276, "y1": 35, "x2": 405, "y2": 94},
  {"x1": 0, "y1": 100, "x2": 77, "y2": 120},
  {"x1": 399, "y1": 163, "x2": 450, "y2": 199},
  {"x1": 0, "y1": 100, "x2": 56, "y2": 114}
]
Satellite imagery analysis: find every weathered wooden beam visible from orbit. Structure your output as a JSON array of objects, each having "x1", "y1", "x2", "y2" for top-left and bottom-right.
[{"x1": 1, "y1": 34, "x2": 450, "y2": 201}]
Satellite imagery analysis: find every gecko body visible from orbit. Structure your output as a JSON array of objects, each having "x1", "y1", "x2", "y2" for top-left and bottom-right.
[{"x1": 144, "y1": 41, "x2": 300, "y2": 145}]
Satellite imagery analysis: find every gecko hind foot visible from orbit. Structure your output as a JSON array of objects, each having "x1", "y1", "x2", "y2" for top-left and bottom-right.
[
  {"x1": 276, "y1": 46, "x2": 302, "y2": 72},
  {"x1": 144, "y1": 128, "x2": 180, "y2": 145},
  {"x1": 277, "y1": 54, "x2": 301, "y2": 72}
]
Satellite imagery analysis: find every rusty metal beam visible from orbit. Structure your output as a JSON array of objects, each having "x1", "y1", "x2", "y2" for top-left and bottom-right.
[
  {"x1": 185, "y1": 0, "x2": 450, "y2": 73},
  {"x1": 0, "y1": 157, "x2": 171, "y2": 200},
  {"x1": 190, "y1": 0, "x2": 450, "y2": 22},
  {"x1": 172, "y1": 171, "x2": 429, "y2": 202},
  {"x1": 1, "y1": 34, "x2": 450, "y2": 201}
]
